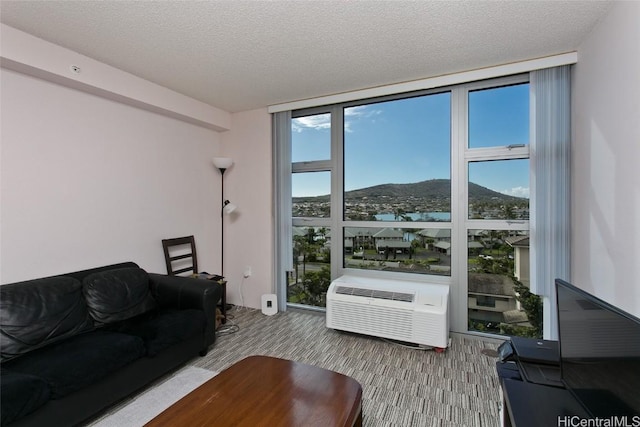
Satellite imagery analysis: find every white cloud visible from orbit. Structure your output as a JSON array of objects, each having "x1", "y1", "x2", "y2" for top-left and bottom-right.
[
  {"x1": 501, "y1": 186, "x2": 530, "y2": 198},
  {"x1": 344, "y1": 105, "x2": 369, "y2": 117},
  {"x1": 291, "y1": 114, "x2": 330, "y2": 133},
  {"x1": 345, "y1": 105, "x2": 382, "y2": 133},
  {"x1": 291, "y1": 105, "x2": 382, "y2": 133}
]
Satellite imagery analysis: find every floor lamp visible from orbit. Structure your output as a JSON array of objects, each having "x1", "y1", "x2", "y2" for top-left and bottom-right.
[{"x1": 213, "y1": 157, "x2": 236, "y2": 278}]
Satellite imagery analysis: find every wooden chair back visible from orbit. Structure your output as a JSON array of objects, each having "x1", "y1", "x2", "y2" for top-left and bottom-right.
[{"x1": 161, "y1": 235, "x2": 198, "y2": 276}]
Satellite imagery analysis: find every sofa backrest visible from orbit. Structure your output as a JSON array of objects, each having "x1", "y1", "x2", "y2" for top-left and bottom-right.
[
  {"x1": 82, "y1": 267, "x2": 157, "y2": 325},
  {"x1": 62, "y1": 262, "x2": 140, "y2": 283},
  {"x1": 0, "y1": 276, "x2": 94, "y2": 361},
  {"x1": 0, "y1": 262, "x2": 144, "y2": 362}
]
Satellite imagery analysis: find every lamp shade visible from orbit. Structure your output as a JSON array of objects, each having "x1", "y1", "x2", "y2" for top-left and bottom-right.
[{"x1": 212, "y1": 157, "x2": 233, "y2": 169}]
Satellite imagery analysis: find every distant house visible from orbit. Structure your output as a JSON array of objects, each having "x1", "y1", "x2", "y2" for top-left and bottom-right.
[
  {"x1": 418, "y1": 228, "x2": 451, "y2": 239},
  {"x1": 433, "y1": 241, "x2": 451, "y2": 256},
  {"x1": 373, "y1": 228, "x2": 409, "y2": 254},
  {"x1": 468, "y1": 241, "x2": 484, "y2": 251},
  {"x1": 373, "y1": 227, "x2": 404, "y2": 240},
  {"x1": 505, "y1": 235, "x2": 530, "y2": 287},
  {"x1": 376, "y1": 240, "x2": 411, "y2": 254},
  {"x1": 344, "y1": 227, "x2": 380, "y2": 253},
  {"x1": 343, "y1": 229, "x2": 354, "y2": 253},
  {"x1": 344, "y1": 239, "x2": 353, "y2": 252},
  {"x1": 418, "y1": 228, "x2": 452, "y2": 254},
  {"x1": 469, "y1": 229, "x2": 487, "y2": 241},
  {"x1": 468, "y1": 273, "x2": 518, "y2": 325}
]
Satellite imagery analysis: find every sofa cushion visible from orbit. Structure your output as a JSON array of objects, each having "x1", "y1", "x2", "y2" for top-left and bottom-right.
[
  {"x1": 0, "y1": 369, "x2": 51, "y2": 425},
  {"x1": 3, "y1": 330, "x2": 146, "y2": 398},
  {"x1": 112, "y1": 309, "x2": 205, "y2": 356},
  {"x1": 0, "y1": 276, "x2": 94, "y2": 361},
  {"x1": 83, "y1": 267, "x2": 157, "y2": 324}
]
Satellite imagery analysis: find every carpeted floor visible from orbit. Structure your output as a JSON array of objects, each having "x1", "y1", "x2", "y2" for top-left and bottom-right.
[{"x1": 189, "y1": 306, "x2": 503, "y2": 427}]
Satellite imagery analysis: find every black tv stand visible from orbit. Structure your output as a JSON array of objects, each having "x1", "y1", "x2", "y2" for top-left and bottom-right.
[
  {"x1": 497, "y1": 358, "x2": 589, "y2": 427},
  {"x1": 499, "y1": 373, "x2": 589, "y2": 426}
]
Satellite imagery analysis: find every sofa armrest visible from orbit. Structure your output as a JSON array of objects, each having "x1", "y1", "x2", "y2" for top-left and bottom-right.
[{"x1": 147, "y1": 273, "x2": 222, "y2": 352}]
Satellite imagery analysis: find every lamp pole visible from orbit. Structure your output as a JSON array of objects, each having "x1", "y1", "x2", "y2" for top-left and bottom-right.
[
  {"x1": 212, "y1": 157, "x2": 233, "y2": 279},
  {"x1": 219, "y1": 167, "x2": 227, "y2": 278}
]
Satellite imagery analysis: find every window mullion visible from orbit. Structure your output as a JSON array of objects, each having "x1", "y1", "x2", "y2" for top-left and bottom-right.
[
  {"x1": 331, "y1": 106, "x2": 343, "y2": 278},
  {"x1": 451, "y1": 85, "x2": 467, "y2": 333}
]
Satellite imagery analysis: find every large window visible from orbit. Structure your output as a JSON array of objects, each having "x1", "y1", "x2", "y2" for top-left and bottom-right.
[
  {"x1": 342, "y1": 92, "x2": 452, "y2": 276},
  {"x1": 464, "y1": 81, "x2": 535, "y2": 337},
  {"x1": 289, "y1": 113, "x2": 333, "y2": 307},
  {"x1": 344, "y1": 93, "x2": 451, "y2": 221},
  {"x1": 283, "y1": 75, "x2": 539, "y2": 337}
]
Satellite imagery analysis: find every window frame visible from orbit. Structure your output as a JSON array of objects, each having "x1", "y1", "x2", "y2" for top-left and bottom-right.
[
  {"x1": 289, "y1": 107, "x2": 336, "y2": 310},
  {"x1": 338, "y1": 88, "x2": 455, "y2": 284},
  {"x1": 456, "y1": 75, "x2": 531, "y2": 333},
  {"x1": 285, "y1": 74, "x2": 532, "y2": 335}
]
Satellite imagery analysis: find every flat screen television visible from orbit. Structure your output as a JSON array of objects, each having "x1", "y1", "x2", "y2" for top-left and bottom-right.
[{"x1": 556, "y1": 279, "x2": 640, "y2": 417}]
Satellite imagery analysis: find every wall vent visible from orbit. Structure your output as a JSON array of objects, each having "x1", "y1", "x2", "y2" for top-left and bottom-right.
[{"x1": 335, "y1": 286, "x2": 414, "y2": 302}]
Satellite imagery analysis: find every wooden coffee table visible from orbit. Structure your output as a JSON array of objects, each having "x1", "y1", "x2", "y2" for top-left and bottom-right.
[{"x1": 145, "y1": 355, "x2": 363, "y2": 426}]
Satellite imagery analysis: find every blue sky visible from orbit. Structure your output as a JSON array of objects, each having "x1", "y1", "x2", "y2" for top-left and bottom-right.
[{"x1": 292, "y1": 84, "x2": 529, "y2": 198}]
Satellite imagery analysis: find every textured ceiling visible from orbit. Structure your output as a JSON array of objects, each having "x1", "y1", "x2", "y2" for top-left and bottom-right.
[{"x1": 1, "y1": 1, "x2": 612, "y2": 113}]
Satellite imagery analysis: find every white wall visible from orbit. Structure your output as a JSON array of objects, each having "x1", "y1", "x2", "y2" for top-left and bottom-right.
[
  {"x1": 572, "y1": 1, "x2": 640, "y2": 316},
  {"x1": 0, "y1": 69, "x2": 222, "y2": 282},
  {"x1": 219, "y1": 109, "x2": 273, "y2": 309}
]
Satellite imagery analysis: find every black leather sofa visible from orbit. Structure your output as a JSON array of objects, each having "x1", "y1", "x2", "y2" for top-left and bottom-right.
[{"x1": 0, "y1": 262, "x2": 222, "y2": 427}]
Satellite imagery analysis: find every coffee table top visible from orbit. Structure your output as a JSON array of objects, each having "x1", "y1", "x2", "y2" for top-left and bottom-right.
[{"x1": 146, "y1": 355, "x2": 363, "y2": 426}]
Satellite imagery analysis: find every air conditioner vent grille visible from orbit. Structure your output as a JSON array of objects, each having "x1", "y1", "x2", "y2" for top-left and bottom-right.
[{"x1": 335, "y1": 286, "x2": 414, "y2": 302}]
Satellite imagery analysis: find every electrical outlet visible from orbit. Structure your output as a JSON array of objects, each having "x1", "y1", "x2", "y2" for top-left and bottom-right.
[{"x1": 243, "y1": 266, "x2": 252, "y2": 278}]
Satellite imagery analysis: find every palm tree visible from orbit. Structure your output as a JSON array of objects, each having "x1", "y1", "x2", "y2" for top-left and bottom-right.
[
  {"x1": 293, "y1": 235, "x2": 306, "y2": 283},
  {"x1": 305, "y1": 227, "x2": 316, "y2": 245},
  {"x1": 317, "y1": 227, "x2": 327, "y2": 242},
  {"x1": 394, "y1": 207, "x2": 408, "y2": 221},
  {"x1": 293, "y1": 227, "x2": 317, "y2": 287}
]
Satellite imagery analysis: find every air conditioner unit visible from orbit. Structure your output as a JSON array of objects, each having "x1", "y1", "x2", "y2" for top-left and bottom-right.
[{"x1": 326, "y1": 275, "x2": 449, "y2": 349}]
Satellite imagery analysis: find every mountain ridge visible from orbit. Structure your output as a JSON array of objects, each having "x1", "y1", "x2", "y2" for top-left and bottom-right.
[{"x1": 293, "y1": 179, "x2": 526, "y2": 202}]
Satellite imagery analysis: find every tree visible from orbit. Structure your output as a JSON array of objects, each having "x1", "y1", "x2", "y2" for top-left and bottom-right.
[
  {"x1": 292, "y1": 234, "x2": 306, "y2": 282},
  {"x1": 487, "y1": 230, "x2": 504, "y2": 249},
  {"x1": 509, "y1": 277, "x2": 543, "y2": 338},
  {"x1": 302, "y1": 266, "x2": 332, "y2": 306},
  {"x1": 293, "y1": 231, "x2": 315, "y2": 282},
  {"x1": 305, "y1": 227, "x2": 316, "y2": 245},
  {"x1": 394, "y1": 207, "x2": 409, "y2": 221}
]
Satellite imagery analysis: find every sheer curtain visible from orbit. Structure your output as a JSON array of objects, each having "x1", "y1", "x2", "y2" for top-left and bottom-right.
[
  {"x1": 530, "y1": 65, "x2": 571, "y2": 340},
  {"x1": 272, "y1": 111, "x2": 292, "y2": 312}
]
